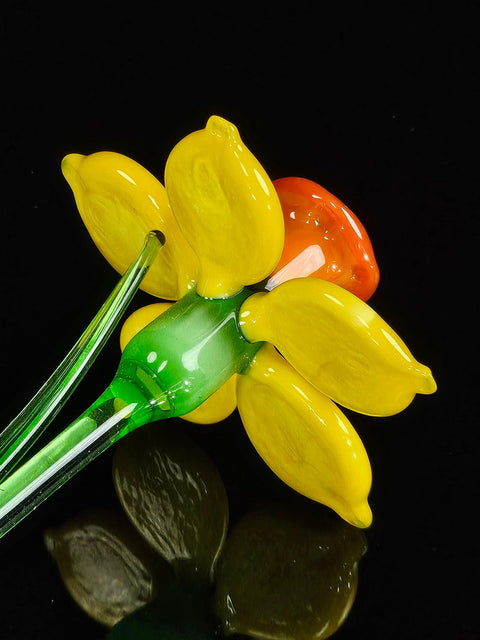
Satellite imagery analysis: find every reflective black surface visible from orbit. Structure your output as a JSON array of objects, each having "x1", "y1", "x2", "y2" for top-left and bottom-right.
[{"x1": 1, "y1": 4, "x2": 476, "y2": 638}]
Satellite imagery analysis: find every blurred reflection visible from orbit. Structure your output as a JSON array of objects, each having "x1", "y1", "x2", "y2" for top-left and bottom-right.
[
  {"x1": 44, "y1": 510, "x2": 174, "y2": 628},
  {"x1": 213, "y1": 505, "x2": 367, "y2": 640},
  {"x1": 112, "y1": 423, "x2": 229, "y2": 585},
  {"x1": 45, "y1": 423, "x2": 367, "y2": 639}
]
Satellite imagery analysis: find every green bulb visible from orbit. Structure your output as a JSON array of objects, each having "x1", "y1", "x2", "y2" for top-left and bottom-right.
[{"x1": 111, "y1": 288, "x2": 262, "y2": 430}]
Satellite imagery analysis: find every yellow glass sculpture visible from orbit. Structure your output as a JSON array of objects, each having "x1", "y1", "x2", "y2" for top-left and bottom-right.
[
  {"x1": 65, "y1": 115, "x2": 435, "y2": 528},
  {"x1": 0, "y1": 116, "x2": 436, "y2": 537}
]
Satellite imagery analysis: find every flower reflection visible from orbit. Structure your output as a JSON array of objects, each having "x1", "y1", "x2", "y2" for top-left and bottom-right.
[
  {"x1": 46, "y1": 422, "x2": 366, "y2": 639},
  {"x1": 213, "y1": 505, "x2": 366, "y2": 640}
]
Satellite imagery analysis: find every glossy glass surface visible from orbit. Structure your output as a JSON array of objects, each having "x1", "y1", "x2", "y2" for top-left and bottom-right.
[
  {"x1": 237, "y1": 344, "x2": 372, "y2": 528},
  {"x1": 0, "y1": 231, "x2": 164, "y2": 481},
  {"x1": 116, "y1": 288, "x2": 261, "y2": 421},
  {"x1": 2, "y1": 11, "x2": 469, "y2": 637},
  {"x1": 164, "y1": 116, "x2": 285, "y2": 298},
  {"x1": 0, "y1": 115, "x2": 436, "y2": 545},
  {"x1": 240, "y1": 277, "x2": 436, "y2": 416},
  {"x1": 270, "y1": 177, "x2": 379, "y2": 301},
  {"x1": 119, "y1": 302, "x2": 239, "y2": 425},
  {"x1": 62, "y1": 152, "x2": 198, "y2": 300}
]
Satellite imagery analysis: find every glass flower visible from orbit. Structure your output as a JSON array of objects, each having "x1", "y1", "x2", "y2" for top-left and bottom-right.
[{"x1": 62, "y1": 115, "x2": 436, "y2": 529}]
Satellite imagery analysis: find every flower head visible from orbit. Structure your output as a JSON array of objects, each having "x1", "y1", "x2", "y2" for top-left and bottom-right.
[{"x1": 62, "y1": 116, "x2": 436, "y2": 528}]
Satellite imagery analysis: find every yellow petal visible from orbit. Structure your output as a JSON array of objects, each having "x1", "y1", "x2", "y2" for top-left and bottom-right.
[
  {"x1": 62, "y1": 151, "x2": 198, "y2": 300},
  {"x1": 119, "y1": 302, "x2": 174, "y2": 351},
  {"x1": 240, "y1": 278, "x2": 436, "y2": 416},
  {"x1": 237, "y1": 344, "x2": 372, "y2": 528},
  {"x1": 164, "y1": 116, "x2": 284, "y2": 298},
  {"x1": 181, "y1": 375, "x2": 238, "y2": 424},
  {"x1": 120, "y1": 302, "x2": 237, "y2": 424}
]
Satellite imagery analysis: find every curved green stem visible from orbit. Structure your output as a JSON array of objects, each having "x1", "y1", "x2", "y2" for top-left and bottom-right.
[
  {"x1": 0, "y1": 231, "x2": 164, "y2": 480},
  {"x1": 0, "y1": 389, "x2": 145, "y2": 538}
]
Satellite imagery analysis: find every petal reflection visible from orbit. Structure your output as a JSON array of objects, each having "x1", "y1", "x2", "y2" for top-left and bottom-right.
[
  {"x1": 45, "y1": 510, "x2": 173, "y2": 628},
  {"x1": 213, "y1": 504, "x2": 367, "y2": 640},
  {"x1": 113, "y1": 424, "x2": 229, "y2": 583}
]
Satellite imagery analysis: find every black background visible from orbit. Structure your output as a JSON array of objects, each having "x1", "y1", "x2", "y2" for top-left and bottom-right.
[{"x1": 1, "y1": 2, "x2": 477, "y2": 638}]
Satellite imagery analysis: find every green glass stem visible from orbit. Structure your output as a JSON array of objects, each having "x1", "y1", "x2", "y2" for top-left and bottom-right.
[
  {"x1": 0, "y1": 231, "x2": 164, "y2": 481},
  {"x1": 0, "y1": 390, "x2": 138, "y2": 538},
  {"x1": 0, "y1": 288, "x2": 263, "y2": 539}
]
